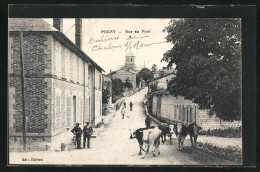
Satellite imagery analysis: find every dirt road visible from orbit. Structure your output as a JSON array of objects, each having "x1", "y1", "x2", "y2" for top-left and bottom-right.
[{"x1": 9, "y1": 88, "x2": 238, "y2": 165}]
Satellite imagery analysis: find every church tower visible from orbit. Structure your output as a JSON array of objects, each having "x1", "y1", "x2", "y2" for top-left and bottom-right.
[{"x1": 124, "y1": 50, "x2": 136, "y2": 69}]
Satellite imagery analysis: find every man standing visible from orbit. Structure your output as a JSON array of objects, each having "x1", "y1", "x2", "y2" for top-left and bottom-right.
[
  {"x1": 145, "y1": 115, "x2": 152, "y2": 128},
  {"x1": 83, "y1": 121, "x2": 93, "y2": 148},
  {"x1": 130, "y1": 101, "x2": 133, "y2": 111},
  {"x1": 71, "y1": 123, "x2": 82, "y2": 149},
  {"x1": 121, "y1": 107, "x2": 125, "y2": 119},
  {"x1": 123, "y1": 100, "x2": 126, "y2": 108}
]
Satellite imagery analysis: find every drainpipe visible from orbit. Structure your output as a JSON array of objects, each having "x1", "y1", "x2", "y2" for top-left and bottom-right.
[{"x1": 19, "y1": 31, "x2": 26, "y2": 151}]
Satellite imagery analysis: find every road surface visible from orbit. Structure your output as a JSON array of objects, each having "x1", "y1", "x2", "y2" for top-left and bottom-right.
[{"x1": 9, "y1": 88, "x2": 238, "y2": 165}]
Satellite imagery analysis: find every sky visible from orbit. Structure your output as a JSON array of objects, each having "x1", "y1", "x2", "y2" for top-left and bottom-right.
[{"x1": 44, "y1": 18, "x2": 174, "y2": 74}]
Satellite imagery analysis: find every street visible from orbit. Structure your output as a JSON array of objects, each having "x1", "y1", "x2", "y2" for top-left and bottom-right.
[{"x1": 9, "y1": 88, "x2": 237, "y2": 165}]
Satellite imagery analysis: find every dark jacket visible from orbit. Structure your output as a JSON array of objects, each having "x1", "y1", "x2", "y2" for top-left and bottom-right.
[
  {"x1": 145, "y1": 116, "x2": 152, "y2": 127},
  {"x1": 71, "y1": 127, "x2": 82, "y2": 137},
  {"x1": 83, "y1": 125, "x2": 93, "y2": 136}
]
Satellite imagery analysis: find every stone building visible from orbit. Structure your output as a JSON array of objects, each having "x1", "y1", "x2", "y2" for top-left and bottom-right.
[
  {"x1": 148, "y1": 75, "x2": 241, "y2": 130},
  {"x1": 107, "y1": 51, "x2": 142, "y2": 90},
  {"x1": 8, "y1": 18, "x2": 104, "y2": 148},
  {"x1": 153, "y1": 67, "x2": 176, "y2": 79},
  {"x1": 148, "y1": 73, "x2": 175, "y2": 91}
]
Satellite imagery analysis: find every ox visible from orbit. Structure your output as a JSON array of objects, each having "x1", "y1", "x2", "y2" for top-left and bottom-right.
[
  {"x1": 142, "y1": 127, "x2": 162, "y2": 159},
  {"x1": 130, "y1": 126, "x2": 155, "y2": 155},
  {"x1": 158, "y1": 123, "x2": 175, "y2": 144},
  {"x1": 175, "y1": 122, "x2": 202, "y2": 150},
  {"x1": 187, "y1": 122, "x2": 202, "y2": 147}
]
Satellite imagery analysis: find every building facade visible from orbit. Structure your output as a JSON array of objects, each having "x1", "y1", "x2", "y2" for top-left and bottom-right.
[
  {"x1": 8, "y1": 18, "x2": 104, "y2": 147},
  {"x1": 148, "y1": 73, "x2": 175, "y2": 91},
  {"x1": 107, "y1": 51, "x2": 142, "y2": 90},
  {"x1": 153, "y1": 67, "x2": 176, "y2": 79}
]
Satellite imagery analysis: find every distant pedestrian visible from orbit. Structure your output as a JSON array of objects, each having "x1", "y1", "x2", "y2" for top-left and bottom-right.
[
  {"x1": 130, "y1": 101, "x2": 133, "y2": 111},
  {"x1": 123, "y1": 100, "x2": 126, "y2": 108},
  {"x1": 145, "y1": 115, "x2": 152, "y2": 128},
  {"x1": 71, "y1": 123, "x2": 82, "y2": 149},
  {"x1": 83, "y1": 121, "x2": 93, "y2": 148},
  {"x1": 121, "y1": 107, "x2": 125, "y2": 119}
]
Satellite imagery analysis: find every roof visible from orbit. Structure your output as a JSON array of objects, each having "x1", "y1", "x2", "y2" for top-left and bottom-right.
[
  {"x1": 150, "y1": 89, "x2": 170, "y2": 96},
  {"x1": 126, "y1": 50, "x2": 135, "y2": 56},
  {"x1": 150, "y1": 73, "x2": 176, "y2": 82},
  {"x1": 9, "y1": 18, "x2": 105, "y2": 72},
  {"x1": 9, "y1": 18, "x2": 58, "y2": 32},
  {"x1": 106, "y1": 68, "x2": 137, "y2": 76}
]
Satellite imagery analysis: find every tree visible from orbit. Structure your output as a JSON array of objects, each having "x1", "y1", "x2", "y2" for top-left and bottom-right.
[
  {"x1": 137, "y1": 68, "x2": 154, "y2": 85},
  {"x1": 151, "y1": 64, "x2": 157, "y2": 73},
  {"x1": 112, "y1": 78, "x2": 124, "y2": 98},
  {"x1": 163, "y1": 18, "x2": 241, "y2": 121},
  {"x1": 124, "y1": 78, "x2": 133, "y2": 90},
  {"x1": 150, "y1": 81, "x2": 158, "y2": 92},
  {"x1": 102, "y1": 81, "x2": 111, "y2": 104},
  {"x1": 136, "y1": 75, "x2": 141, "y2": 88}
]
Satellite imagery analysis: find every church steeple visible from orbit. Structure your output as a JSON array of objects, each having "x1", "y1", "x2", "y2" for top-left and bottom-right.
[{"x1": 124, "y1": 50, "x2": 135, "y2": 69}]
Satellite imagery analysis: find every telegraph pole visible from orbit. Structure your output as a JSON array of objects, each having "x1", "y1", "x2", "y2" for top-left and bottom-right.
[
  {"x1": 110, "y1": 70, "x2": 112, "y2": 103},
  {"x1": 19, "y1": 32, "x2": 26, "y2": 151}
]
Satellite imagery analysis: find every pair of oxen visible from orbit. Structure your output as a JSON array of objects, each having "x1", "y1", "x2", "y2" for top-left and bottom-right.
[{"x1": 129, "y1": 122, "x2": 202, "y2": 159}]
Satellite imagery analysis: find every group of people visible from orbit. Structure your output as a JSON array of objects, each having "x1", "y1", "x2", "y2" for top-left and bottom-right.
[
  {"x1": 71, "y1": 121, "x2": 93, "y2": 149},
  {"x1": 121, "y1": 100, "x2": 133, "y2": 119}
]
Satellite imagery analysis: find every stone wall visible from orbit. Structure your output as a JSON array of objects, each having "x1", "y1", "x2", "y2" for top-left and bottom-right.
[
  {"x1": 196, "y1": 110, "x2": 241, "y2": 130},
  {"x1": 9, "y1": 32, "x2": 53, "y2": 150},
  {"x1": 9, "y1": 32, "x2": 52, "y2": 138},
  {"x1": 9, "y1": 31, "x2": 103, "y2": 150}
]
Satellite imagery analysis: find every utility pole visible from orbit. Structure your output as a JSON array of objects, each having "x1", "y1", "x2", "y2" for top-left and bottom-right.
[
  {"x1": 19, "y1": 32, "x2": 26, "y2": 151},
  {"x1": 110, "y1": 70, "x2": 112, "y2": 103}
]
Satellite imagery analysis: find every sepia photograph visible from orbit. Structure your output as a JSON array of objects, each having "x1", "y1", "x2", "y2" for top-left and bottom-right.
[{"x1": 8, "y1": 15, "x2": 244, "y2": 165}]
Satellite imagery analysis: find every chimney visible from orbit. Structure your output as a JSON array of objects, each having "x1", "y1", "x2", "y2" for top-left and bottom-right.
[
  {"x1": 53, "y1": 18, "x2": 63, "y2": 32},
  {"x1": 75, "y1": 18, "x2": 82, "y2": 49}
]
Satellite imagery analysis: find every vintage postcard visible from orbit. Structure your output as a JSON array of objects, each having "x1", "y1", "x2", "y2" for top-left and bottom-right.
[{"x1": 8, "y1": 17, "x2": 243, "y2": 165}]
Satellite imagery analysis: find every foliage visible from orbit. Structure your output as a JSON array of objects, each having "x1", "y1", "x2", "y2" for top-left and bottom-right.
[
  {"x1": 163, "y1": 18, "x2": 241, "y2": 121},
  {"x1": 137, "y1": 68, "x2": 154, "y2": 85},
  {"x1": 196, "y1": 142, "x2": 242, "y2": 163},
  {"x1": 199, "y1": 127, "x2": 242, "y2": 138},
  {"x1": 151, "y1": 64, "x2": 157, "y2": 73},
  {"x1": 102, "y1": 81, "x2": 111, "y2": 104},
  {"x1": 150, "y1": 81, "x2": 158, "y2": 92},
  {"x1": 136, "y1": 75, "x2": 141, "y2": 88},
  {"x1": 112, "y1": 78, "x2": 124, "y2": 102},
  {"x1": 124, "y1": 78, "x2": 133, "y2": 90}
]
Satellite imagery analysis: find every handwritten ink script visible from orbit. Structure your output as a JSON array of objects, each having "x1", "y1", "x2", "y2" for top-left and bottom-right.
[{"x1": 89, "y1": 30, "x2": 166, "y2": 52}]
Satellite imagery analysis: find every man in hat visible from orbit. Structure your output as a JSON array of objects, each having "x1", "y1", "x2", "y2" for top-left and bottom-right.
[
  {"x1": 130, "y1": 101, "x2": 133, "y2": 111},
  {"x1": 83, "y1": 121, "x2": 93, "y2": 148},
  {"x1": 71, "y1": 123, "x2": 82, "y2": 149},
  {"x1": 121, "y1": 107, "x2": 125, "y2": 119},
  {"x1": 123, "y1": 100, "x2": 126, "y2": 108},
  {"x1": 145, "y1": 115, "x2": 152, "y2": 128}
]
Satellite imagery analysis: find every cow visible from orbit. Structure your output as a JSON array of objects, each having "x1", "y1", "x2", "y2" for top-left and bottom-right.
[
  {"x1": 175, "y1": 123, "x2": 188, "y2": 150},
  {"x1": 187, "y1": 122, "x2": 202, "y2": 147},
  {"x1": 142, "y1": 127, "x2": 162, "y2": 159},
  {"x1": 174, "y1": 122, "x2": 202, "y2": 150},
  {"x1": 129, "y1": 126, "x2": 155, "y2": 155},
  {"x1": 158, "y1": 123, "x2": 175, "y2": 144}
]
